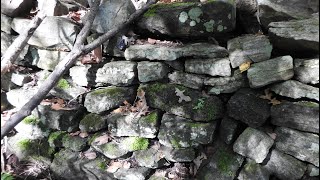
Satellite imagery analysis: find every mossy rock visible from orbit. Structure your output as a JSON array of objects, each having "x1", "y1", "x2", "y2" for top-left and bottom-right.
[
  {"x1": 48, "y1": 131, "x2": 67, "y2": 148},
  {"x1": 79, "y1": 113, "x2": 106, "y2": 132},
  {"x1": 62, "y1": 134, "x2": 87, "y2": 152}
]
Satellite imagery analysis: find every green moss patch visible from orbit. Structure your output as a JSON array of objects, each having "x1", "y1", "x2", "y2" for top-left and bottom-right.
[
  {"x1": 22, "y1": 115, "x2": 39, "y2": 125},
  {"x1": 295, "y1": 101, "x2": 319, "y2": 108},
  {"x1": 143, "y1": 111, "x2": 158, "y2": 123},
  {"x1": 125, "y1": 137, "x2": 149, "y2": 151},
  {"x1": 216, "y1": 149, "x2": 235, "y2": 176},
  {"x1": 48, "y1": 131, "x2": 67, "y2": 147},
  {"x1": 56, "y1": 78, "x2": 70, "y2": 89},
  {"x1": 97, "y1": 161, "x2": 107, "y2": 170}
]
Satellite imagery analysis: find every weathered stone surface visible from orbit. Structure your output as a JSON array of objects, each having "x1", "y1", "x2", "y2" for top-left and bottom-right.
[
  {"x1": 247, "y1": 55, "x2": 294, "y2": 88},
  {"x1": 137, "y1": 61, "x2": 169, "y2": 82},
  {"x1": 294, "y1": 58, "x2": 319, "y2": 84},
  {"x1": 137, "y1": 1, "x2": 236, "y2": 37},
  {"x1": 1, "y1": 0, "x2": 35, "y2": 17},
  {"x1": 31, "y1": 49, "x2": 69, "y2": 70},
  {"x1": 158, "y1": 113, "x2": 216, "y2": 148},
  {"x1": 165, "y1": 60, "x2": 185, "y2": 71},
  {"x1": 258, "y1": 0, "x2": 318, "y2": 28},
  {"x1": 134, "y1": 148, "x2": 167, "y2": 168},
  {"x1": 11, "y1": 16, "x2": 80, "y2": 50},
  {"x1": 95, "y1": 61, "x2": 137, "y2": 86},
  {"x1": 271, "y1": 80, "x2": 319, "y2": 101},
  {"x1": 1, "y1": 13, "x2": 12, "y2": 33},
  {"x1": 6, "y1": 86, "x2": 39, "y2": 108},
  {"x1": 268, "y1": 15, "x2": 319, "y2": 53},
  {"x1": 227, "y1": 88, "x2": 270, "y2": 128},
  {"x1": 62, "y1": 134, "x2": 87, "y2": 152},
  {"x1": 161, "y1": 146, "x2": 195, "y2": 162},
  {"x1": 307, "y1": 164, "x2": 319, "y2": 177},
  {"x1": 263, "y1": 149, "x2": 307, "y2": 180},
  {"x1": 275, "y1": 127, "x2": 319, "y2": 167},
  {"x1": 271, "y1": 101, "x2": 319, "y2": 133},
  {"x1": 37, "y1": 0, "x2": 69, "y2": 16},
  {"x1": 219, "y1": 116, "x2": 241, "y2": 145},
  {"x1": 107, "y1": 111, "x2": 159, "y2": 138},
  {"x1": 168, "y1": 71, "x2": 204, "y2": 89},
  {"x1": 185, "y1": 57, "x2": 231, "y2": 77},
  {"x1": 84, "y1": 86, "x2": 136, "y2": 114},
  {"x1": 235, "y1": 0, "x2": 262, "y2": 34},
  {"x1": 1, "y1": 32, "x2": 29, "y2": 61},
  {"x1": 140, "y1": 83, "x2": 224, "y2": 121},
  {"x1": 10, "y1": 73, "x2": 32, "y2": 86},
  {"x1": 205, "y1": 69, "x2": 248, "y2": 95},
  {"x1": 69, "y1": 64, "x2": 104, "y2": 87},
  {"x1": 227, "y1": 34, "x2": 272, "y2": 68},
  {"x1": 14, "y1": 115, "x2": 50, "y2": 140},
  {"x1": 79, "y1": 113, "x2": 107, "y2": 133},
  {"x1": 238, "y1": 159, "x2": 270, "y2": 180},
  {"x1": 113, "y1": 167, "x2": 151, "y2": 180},
  {"x1": 124, "y1": 43, "x2": 228, "y2": 61},
  {"x1": 233, "y1": 127, "x2": 274, "y2": 163}
]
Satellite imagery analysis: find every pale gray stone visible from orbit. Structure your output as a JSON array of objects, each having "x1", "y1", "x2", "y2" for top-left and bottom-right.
[
  {"x1": 32, "y1": 49, "x2": 69, "y2": 71},
  {"x1": 161, "y1": 146, "x2": 195, "y2": 162},
  {"x1": 227, "y1": 34, "x2": 272, "y2": 68},
  {"x1": 113, "y1": 167, "x2": 151, "y2": 180},
  {"x1": 271, "y1": 80, "x2": 319, "y2": 101},
  {"x1": 134, "y1": 148, "x2": 167, "y2": 168},
  {"x1": 219, "y1": 116, "x2": 240, "y2": 145},
  {"x1": 14, "y1": 115, "x2": 49, "y2": 140},
  {"x1": 168, "y1": 71, "x2": 204, "y2": 89},
  {"x1": 275, "y1": 127, "x2": 319, "y2": 167},
  {"x1": 61, "y1": 134, "x2": 87, "y2": 152},
  {"x1": 92, "y1": 141, "x2": 129, "y2": 159},
  {"x1": 69, "y1": 63, "x2": 105, "y2": 87},
  {"x1": 37, "y1": 0, "x2": 69, "y2": 16},
  {"x1": 238, "y1": 159, "x2": 270, "y2": 180},
  {"x1": 137, "y1": 61, "x2": 169, "y2": 82},
  {"x1": 185, "y1": 57, "x2": 231, "y2": 77},
  {"x1": 294, "y1": 58, "x2": 319, "y2": 84},
  {"x1": 307, "y1": 164, "x2": 319, "y2": 177},
  {"x1": 1, "y1": 32, "x2": 29, "y2": 62},
  {"x1": 10, "y1": 73, "x2": 32, "y2": 86},
  {"x1": 233, "y1": 127, "x2": 274, "y2": 163},
  {"x1": 247, "y1": 55, "x2": 294, "y2": 88},
  {"x1": 6, "y1": 86, "x2": 39, "y2": 108},
  {"x1": 1, "y1": 13, "x2": 12, "y2": 33}
]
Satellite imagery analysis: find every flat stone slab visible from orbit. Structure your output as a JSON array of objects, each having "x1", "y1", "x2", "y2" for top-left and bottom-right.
[
  {"x1": 137, "y1": 61, "x2": 169, "y2": 83},
  {"x1": 168, "y1": 71, "x2": 204, "y2": 89},
  {"x1": 185, "y1": 57, "x2": 231, "y2": 77},
  {"x1": 294, "y1": 58, "x2": 319, "y2": 84},
  {"x1": 275, "y1": 127, "x2": 319, "y2": 167},
  {"x1": 227, "y1": 34, "x2": 272, "y2": 68},
  {"x1": 124, "y1": 43, "x2": 228, "y2": 61},
  {"x1": 233, "y1": 127, "x2": 274, "y2": 163},
  {"x1": 69, "y1": 64, "x2": 105, "y2": 87},
  {"x1": 271, "y1": 101, "x2": 319, "y2": 133},
  {"x1": 271, "y1": 80, "x2": 319, "y2": 101},
  {"x1": 140, "y1": 82, "x2": 224, "y2": 121},
  {"x1": 247, "y1": 55, "x2": 294, "y2": 88}
]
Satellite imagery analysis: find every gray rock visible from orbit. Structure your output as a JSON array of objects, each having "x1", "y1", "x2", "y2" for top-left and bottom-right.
[
  {"x1": 307, "y1": 164, "x2": 319, "y2": 177},
  {"x1": 258, "y1": 0, "x2": 318, "y2": 28},
  {"x1": 96, "y1": 61, "x2": 137, "y2": 86},
  {"x1": 205, "y1": 69, "x2": 248, "y2": 95},
  {"x1": 235, "y1": 0, "x2": 262, "y2": 34},
  {"x1": 168, "y1": 71, "x2": 204, "y2": 89},
  {"x1": 158, "y1": 113, "x2": 216, "y2": 148},
  {"x1": 1, "y1": 13, "x2": 12, "y2": 33},
  {"x1": 31, "y1": 49, "x2": 69, "y2": 71},
  {"x1": 137, "y1": 61, "x2": 169, "y2": 82},
  {"x1": 227, "y1": 88, "x2": 270, "y2": 128},
  {"x1": 92, "y1": 141, "x2": 129, "y2": 159},
  {"x1": 1, "y1": 31, "x2": 12, "y2": 56},
  {"x1": 227, "y1": 34, "x2": 272, "y2": 68},
  {"x1": 165, "y1": 60, "x2": 185, "y2": 71},
  {"x1": 107, "y1": 111, "x2": 159, "y2": 138},
  {"x1": 124, "y1": 43, "x2": 228, "y2": 61},
  {"x1": 62, "y1": 134, "x2": 87, "y2": 152},
  {"x1": 10, "y1": 73, "x2": 32, "y2": 86},
  {"x1": 219, "y1": 116, "x2": 241, "y2": 145},
  {"x1": 271, "y1": 80, "x2": 319, "y2": 101},
  {"x1": 185, "y1": 57, "x2": 231, "y2": 77},
  {"x1": 14, "y1": 115, "x2": 50, "y2": 140},
  {"x1": 137, "y1": 1, "x2": 236, "y2": 37},
  {"x1": 294, "y1": 58, "x2": 319, "y2": 84},
  {"x1": 11, "y1": 16, "x2": 80, "y2": 50},
  {"x1": 134, "y1": 148, "x2": 167, "y2": 168},
  {"x1": 275, "y1": 127, "x2": 319, "y2": 167},
  {"x1": 263, "y1": 149, "x2": 307, "y2": 180},
  {"x1": 79, "y1": 113, "x2": 107, "y2": 133},
  {"x1": 48, "y1": 131, "x2": 67, "y2": 148},
  {"x1": 84, "y1": 86, "x2": 135, "y2": 114},
  {"x1": 37, "y1": 0, "x2": 69, "y2": 16},
  {"x1": 271, "y1": 101, "x2": 319, "y2": 133},
  {"x1": 268, "y1": 15, "x2": 319, "y2": 53},
  {"x1": 161, "y1": 146, "x2": 195, "y2": 162},
  {"x1": 69, "y1": 64, "x2": 104, "y2": 87},
  {"x1": 113, "y1": 167, "x2": 151, "y2": 180},
  {"x1": 140, "y1": 83, "x2": 224, "y2": 121},
  {"x1": 6, "y1": 86, "x2": 39, "y2": 108},
  {"x1": 247, "y1": 55, "x2": 294, "y2": 88},
  {"x1": 237, "y1": 159, "x2": 270, "y2": 180},
  {"x1": 1, "y1": 0, "x2": 35, "y2": 17},
  {"x1": 233, "y1": 127, "x2": 274, "y2": 163}
]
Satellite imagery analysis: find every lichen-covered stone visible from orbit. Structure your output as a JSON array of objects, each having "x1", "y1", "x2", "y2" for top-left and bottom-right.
[
  {"x1": 161, "y1": 146, "x2": 195, "y2": 162},
  {"x1": 6, "y1": 86, "x2": 38, "y2": 108},
  {"x1": 31, "y1": 49, "x2": 69, "y2": 71},
  {"x1": 247, "y1": 55, "x2": 294, "y2": 88},
  {"x1": 62, "y1": 134, "x2": 87, "y2": 152},
  {"x1": 15, "y1": 115, "x2": 50, "y2": 140},
  {"x1": 48, "y1": 131, "x2": 67, "y2": 148},
  {"x1": 227, "y1": 34, "x2": 272, "y2": 68},
  {"x1": 69, "y1": 63, "x2": 105, "y2": 87},
  {"x1": 185, "y1": 57, "x2": 231, "y2": 77},
  {"x1": 271, "y1": 101, "x2": 319, "y2": 133},
  {"x1": 137, "y1": 61, "x2": 169, "y2": 82},
  {"x1": 158, "y1": 113, "x2": 216, "y2": 148},
  {"x1": 140, "y1": 83, "x2": 224, "y2": 121},
  {"x1": 238, "y1": 159, "x2": 270, "y2": 180},
  {"x1": 134, "y1": 148, "x2": 167, "y2": 168},
  {"x1": 294, "y1": 58, "x2": 319, "y2": 84},
  {"x1": 84, "y1": 86, "x2": 135, "y2": 114},
  {"x1": 233, "y1": 127, "x2": 274, "y2": 163},
  {"x1": 168, "y1": 71, "x2": 204, "y2": 89},
  {"x1": 79, "y1": 113, "x2": 106, "y2": 133}
]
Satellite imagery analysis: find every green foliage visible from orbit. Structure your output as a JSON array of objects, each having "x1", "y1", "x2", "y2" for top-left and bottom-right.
[
  {"x1": 193, "y1": 98, "x2": 205, "y2": 110},
  {"x1": 127, "y1": 137, "x2": 149, "y2": 151},
  {"x1": 1, "y1": 173, "x2": 14, "y2": 180},
  {"x1": 22, "y1": 115, "x2": 39, "y2": 125},
  {"x1": 56, "y1": 78, "x2": 70, "y2": 89},
  {"x1": 144, "y1": 111, "x2": 158, "y2": 123},
  {"x1": 18, "y1": 139, "x2": 32, "y2": 149}
]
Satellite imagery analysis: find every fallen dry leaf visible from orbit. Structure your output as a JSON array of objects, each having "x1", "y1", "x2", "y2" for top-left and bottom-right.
[
  {"x1": 70, "y1": 131, "x2": 81, "y2": 136},
  {"x1": 175, "y1": 88, "x2": 191, "y2": 103},
  {"x1": 259, "y1": 89, "x2": 281, "y2": 105},
  {"x1": 106, "y1": 161, "x2": 122, "y2": 173},
  {"x1": 83, "y1": 151, "x2": 97, "y2": 160},
  {"x1": 79, "y1": 132, "x2": 89, "y2": 138},
  {"x1": 93, "y1": 134, "x2": 111, "y2": 145},
  {"x1": 239, "y1": 61, "x2": 251, "y2": 73},
  {"x1": 122, "y1": 161, "x2": 131, "y2": 169}
]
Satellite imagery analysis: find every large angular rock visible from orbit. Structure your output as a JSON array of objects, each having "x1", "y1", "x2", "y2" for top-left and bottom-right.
[
  {"x1": 227, "y1": 88, "x2": 270, "y2": 128},
  {"x1": 137, "y1": 61, "x2": 169, "y2": 82},
  {"x1": 124, "y1": 43, "x2": 228, "y2": 61},
  {"x1": 140, "y1": 83, "x2": 224, "y2": 121},
  {"x1": 271, "y1": 80, "x2": 319, "y2": 101},
  {"x1": 227, "y1": 34, "x2": 272, "y2": 68},
  {"x1": 84, "y1": 86, "x2": 136, "y2": 114},
  {"x1": 14, "y1": 115, "x2": 50, "y2": 140},
  {"x1": 31, "y1": 49, "x2": 69, "y2": 71},
  {"x1": 185, "y1": 57, "x2": 231, "y2": 77},
  {"x1": 61, "y1": 134, "x2": 87, "y2": 152},
  {"x1": 69, "y1": 63, "x2": 105, "y2": 87},
  {"x1": 1, "y1": 0, "x2": 35, "y2": 17},
  {"x1": 134, "y1": 148, "x2": 167, "y2": 169},
  {"x1": 238, "y1": 159, "x2": 270, "y2": 180},
  {"x1": 271, "y1": 101, "x2": 319, "y2": 133},
  {"x1": 158, "y1": 113, "x2": 217, "y2": 148},
  {"x1": 268, "y1": 15, "x2": 319, "y2": 53},
  {"x1": 1, "y1": 13, "x2": 12, "y2": 33},
  {"x1": 263, "y1": 149, "x2": 307, "y2": 180},
  {"x1": 161, "y1": 146, "x2": 195, "y2": 162},
  {"x1": 79, "y1": 113, "x2": 107, "y2": 133},
  {"x1": 275, "y1": 127, "x2": 319, "y2": 167},
  {"x1": 95, "y1": 61, "x2": 137, "y2": 86},
  {"x1": 247, "y1": 55, "x2": 294, "y2": 88},
  {"x1": 204, "y1": 69, "x2": 248, "y2": 95},
  {"x1": 6, "y1": 86, "x2": 39, "y2": 108},
  {"x1": 294, "y1": 58, "x2": 319, "y2": 84},
  {"x1": 137, "y1": 1, "x2": 236, "y2": 37},
  {"x1": 219, "y1": 116, "x2": 241, "y2": 145},
  {"x1": 11, "y1": 16, "x2": 80, "y2": 50},
  {"x1": 233, "y1": 127, "x2": 274, "y2": 163},
  {"x1": 168, "y1": 71, "x2": 204, "y2": 89}
]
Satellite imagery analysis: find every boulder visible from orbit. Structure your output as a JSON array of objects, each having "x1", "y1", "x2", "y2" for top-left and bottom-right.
[
  {"x1": 161, "y1": 146, "x2": 195, "y2": 162},
  {"x1": 168, "y1": 71, "x2": 204, "y2": 89},
  {"x1": 185, "y1": 57, "x2": 232, "y2": 77},
  {"x1": 1, "y1": 0, "x2": 35, "y2": 17},
  {"x1": 137, "y1": 61, "x2": 170, "y2": 82},
  {"x1": 62, "y1": 134, "x2": 87, "y2": 152},
  {"x1": 6, "y1": 86, "x2": 39, "y2": 108},
  {"x1": 113, "y1": 167, "x2": 151, "y2": 180},
  {"x1": 1, "y1": 13, "x2": 12, "y2": 33},
  {"x1": 10, "y1": 73, "x2": 32, "y2": 86},
  {"x1": 294, "y1": 58, "x2": 319, "y2": 84}
]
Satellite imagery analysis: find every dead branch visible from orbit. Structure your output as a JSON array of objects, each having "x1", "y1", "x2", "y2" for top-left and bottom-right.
[
  {"x1": 0, "y1": 0, "x2": 159, "y2": 139},
  {"x1": 1, "y1": 12, "x2": 47, "y2": 75}
]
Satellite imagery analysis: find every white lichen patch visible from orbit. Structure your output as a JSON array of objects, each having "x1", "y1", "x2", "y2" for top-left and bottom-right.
[
  {"x1": 179, "y1": 11, "x2": 189, "y2": 23},
  {"x1": 188, "y1": 7, "x2": 203, "y2": 23},
  {"x1": 224, "y1": 26, "x2": 227, "y2": 30},
  {"x1": 217, "y1": 25, "x2": 224, "y2": 32},
  {"x1": 228, "y1": 13, "x2": 231, "y2": 19},
  {"x1": 203, "y1": 20, "x2": 215, "y2": 32},
  {"x1": 190, "y1": 20, "x2": 197, "y2": 26}
]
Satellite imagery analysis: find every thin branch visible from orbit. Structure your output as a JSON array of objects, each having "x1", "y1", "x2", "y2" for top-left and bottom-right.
[{"x1": 1, "y1": 12, "x2": 47, "y2": 75}]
